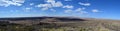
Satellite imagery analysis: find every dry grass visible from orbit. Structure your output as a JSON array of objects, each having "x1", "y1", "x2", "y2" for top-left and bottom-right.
[{"x1": 0, "y1": 17, "x2": 120, "y2": 31}]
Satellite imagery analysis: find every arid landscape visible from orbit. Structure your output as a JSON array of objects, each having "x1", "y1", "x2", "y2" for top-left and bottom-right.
[
  {"x1": 0, "y1": 17, "x2": 120, "y2": 31},
  {"x1": 0, "y1": 0, "x2": 120, "y2": 31}
]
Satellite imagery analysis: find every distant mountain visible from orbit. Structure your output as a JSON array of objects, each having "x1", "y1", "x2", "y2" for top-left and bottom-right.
[{"x1": 0, "y1": 16, "x2": 85, "y2": 21}]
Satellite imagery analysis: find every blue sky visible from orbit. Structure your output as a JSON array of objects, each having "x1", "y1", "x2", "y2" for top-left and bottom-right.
[{"x1": 0, "y1": 0, "x2": 120, "y2": 20}]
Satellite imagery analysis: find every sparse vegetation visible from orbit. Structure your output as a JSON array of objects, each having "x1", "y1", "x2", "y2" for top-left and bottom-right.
[{"x1": 0, "y1": 17, "x2": 120, "y2": 31}]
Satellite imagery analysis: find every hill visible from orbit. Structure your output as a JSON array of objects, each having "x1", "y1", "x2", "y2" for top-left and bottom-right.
[{"x1": 0, "y1": 17, "x2": 120, "y2": 31}]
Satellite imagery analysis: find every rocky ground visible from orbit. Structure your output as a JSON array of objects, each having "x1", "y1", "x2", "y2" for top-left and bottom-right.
[{"x1": 0, "y1": 17, "x2": 120, "y2": 31}]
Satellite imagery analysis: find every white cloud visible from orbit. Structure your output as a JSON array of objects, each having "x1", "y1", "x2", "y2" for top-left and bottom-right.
[
  {"x1": 79, "y1": 2, "x2": 91, "y2": 6},
  {"x1": 36, "y1": 0, "x2": 63, "y2": 10},
  {"x1": 64, "y1": 9, "x2": 72, "y2": 13},
  {"x1": 75, "y1": 8, "x2": 85, "y2": 12},
  {"x1": 12, "y1": 0, "x2": 25, "y2": 3},
  {"x1": 25, "y1": 7, "x2": 31, "y2": 10},
  {"x1": 79, "y1": 11, "x2": 88, "y2": 14},
  {"x1": 37, "y1": 2, "x2": 63, "y2": 7},
  {"x1": 41, "y1": 7, "x2": 49, "y2": 11},
  {"x1": 36, "y1": 4, "x2": 52, "y2": 10},
  {"x1": 92, "y1": 9, "x2": 100, "y2": 13},
  {"x1": 75, "y1": 8, "x2": 88, "y2": 14},
  {"x1": 51, "y1": 1, "x2": 63, "y2": 7},
  {"x1": 0, "y1": 1, "x2": 10, "y2": 7},
  {"x1": 0, "y1": 0, "x2": 25, "y2": 7},
  {"x1": 36, "y1": 4, "x2": 52, "y2": 8},
  {"x1": 64, "y1": 8, "x2": 88, "y2": 14},
  {"x1": 64, "y1": 0, "x2": 72, "y2": 1},
  {"x1": 63, "y1": 5, "x2": 74, "y2": 9},
  {"x1": 46, "y1": 0, "x2": 63, "y2": 7},
  {"x1": 10, "y1": 10, "x2": 19, "y2": 12},
  {"x1": 23, "y1": 7, "x2": 32, "y2": 12},
  {"x1": 30, "y1": 3, "x2": 34, "y2": 6},
  {"x1": 50, "y1": 9, "x2": 56, "y2": 12},
  {"x1": 46, "y1": 0, "x2": 55, "y2": 3}
]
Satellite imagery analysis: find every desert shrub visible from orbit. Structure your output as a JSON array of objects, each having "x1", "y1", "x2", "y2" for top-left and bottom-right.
[
  {"x1": 8, "y1": 26, "x2": 34, "y2": 31},
  {"x1": 0, "y1": 29, "x2": 6, "y2": 31},
  {"x1": 38, "y1": 27, "x2": 92, "y2": 31},
  {"x1": 39, "y1": 28, "x2": 65, "y2": 31}
]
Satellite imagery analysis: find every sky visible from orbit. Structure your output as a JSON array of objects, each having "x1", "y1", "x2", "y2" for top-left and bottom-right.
[{"x1": 0, "y1": 0, "x2": 120, "y2": 20}]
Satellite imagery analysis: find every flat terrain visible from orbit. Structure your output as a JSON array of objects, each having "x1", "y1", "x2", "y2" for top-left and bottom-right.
[{"x1": 0, "y1": 17, "x2": 120, "y2": 31}]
